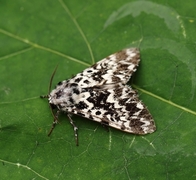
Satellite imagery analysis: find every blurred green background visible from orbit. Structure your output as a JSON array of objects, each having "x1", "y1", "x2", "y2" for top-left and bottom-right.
[{"x1": 0, "y1": 0, "x2": 196, "y2": 179}]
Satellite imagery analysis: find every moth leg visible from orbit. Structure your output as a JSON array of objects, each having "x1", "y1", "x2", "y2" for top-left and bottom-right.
[
  {"x1": 67, "y1": 114, "x2": 79, "y2": 146},
  {"x1": 48, "y1": 110, "x2": 60, "y2": 136}
]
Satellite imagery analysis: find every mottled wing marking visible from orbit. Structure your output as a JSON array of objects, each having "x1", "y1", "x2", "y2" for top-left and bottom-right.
[
  {"x1": 67, "y1": 48, "x2": 140, "y2": 87},
  {"x1": 64, "y1": 85, "x2": 155, "y2": 134}
]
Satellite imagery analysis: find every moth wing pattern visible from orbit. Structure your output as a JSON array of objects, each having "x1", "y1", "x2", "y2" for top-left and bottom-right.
[
  {"x1": 66, "y1": 85, "x2": 156, "y2": 134},
  {"x1": 46, "y1": 47, "x2": 156, "y2": 144},
  {"x1": 67, "y1": 48, "x2": 140, "y2": 88}
]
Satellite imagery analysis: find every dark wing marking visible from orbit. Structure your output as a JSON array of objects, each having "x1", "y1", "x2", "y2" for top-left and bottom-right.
[
  {"x1": 66, "y1": 85, "x2": 156, "y2": 134},
  {"x1": 67, "y1": 48, "x2": 140, "y2": 88}
]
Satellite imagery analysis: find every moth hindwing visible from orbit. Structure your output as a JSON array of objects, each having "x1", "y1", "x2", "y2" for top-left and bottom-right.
[{"x1": 41, "y1": 48, "x2": 156, "y2": 145}]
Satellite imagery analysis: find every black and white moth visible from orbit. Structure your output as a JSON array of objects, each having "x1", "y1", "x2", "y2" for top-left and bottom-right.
[{"x1": 41, "y1": 48, "x2": 156, "y2": 145}]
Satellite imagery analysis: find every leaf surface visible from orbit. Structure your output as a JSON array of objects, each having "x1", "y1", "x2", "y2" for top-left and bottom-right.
[{"x1": 0, "y1": 0, "x2": 196, "y2": 179}]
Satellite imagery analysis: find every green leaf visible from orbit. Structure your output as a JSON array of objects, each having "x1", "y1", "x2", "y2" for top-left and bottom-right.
[{"x1": 0, "y1": 0, "x2": 196, "y2": 179}]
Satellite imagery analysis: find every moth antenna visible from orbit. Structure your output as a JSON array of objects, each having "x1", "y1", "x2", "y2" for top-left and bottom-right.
[
  {"x1": 48, "y1": 65, "x2": 59, "y2": 136},
  {"x1": 48, "y1": 65, "x2": 58, "y2": 94},
  {"x1": 40, "y1": 65, "x2": 58, "y2": 99}
]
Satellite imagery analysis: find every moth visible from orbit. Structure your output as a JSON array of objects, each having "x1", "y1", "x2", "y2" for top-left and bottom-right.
[{"x1": 41, "y1": 48, "x2": 156, "y2": 145}]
